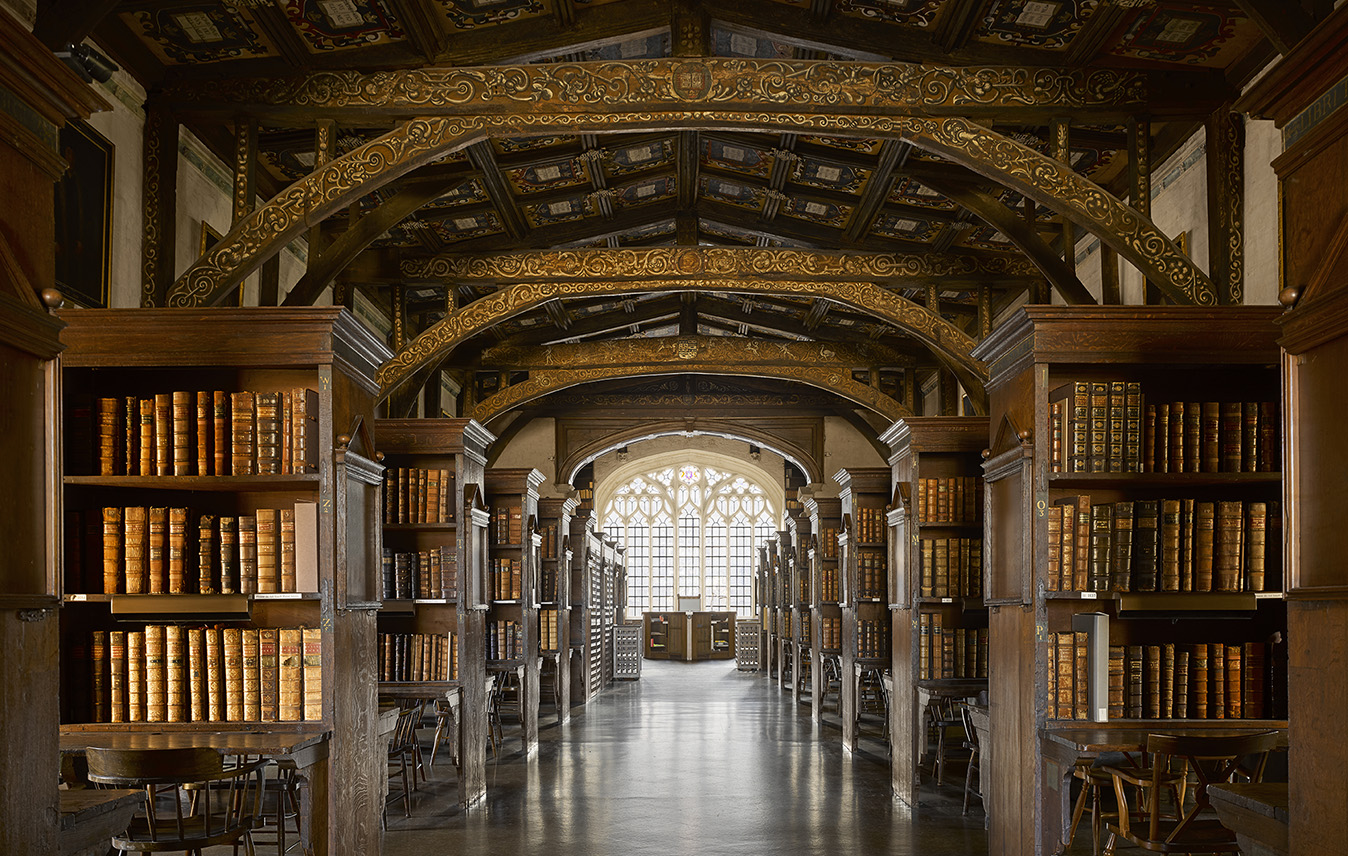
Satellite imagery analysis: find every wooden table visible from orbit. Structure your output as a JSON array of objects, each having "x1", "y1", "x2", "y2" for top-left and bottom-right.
[
  {"x1": 1041, "y1": 723, "x2": 1288, "y2": 856},
  {"x1": 59, "y1": 788, "x2": 142, "y2": 856},
  {"x1": 61, "y1": 727, "x2": 330, "y2": 855},
  {"x1": 1208, "y1": 783, "x2": 1289, "y2": 856}
]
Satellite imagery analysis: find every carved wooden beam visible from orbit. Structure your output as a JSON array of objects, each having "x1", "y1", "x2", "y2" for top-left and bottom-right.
[
  {"x1": 466, "y1": 142, "x2": 528, "y2": 241},
  {"x1": 478, "y1": 335, "x2": 898, "y2": 370},
  {"x1": 469, "y1": 360, "x2": 911, "y2": 424},
  {"x1": 1205, "y1": 105, "x2": 1245, "y2": 305},
  {"x1": 140, "y1": 103, "x2": 177, "y2": 307}
]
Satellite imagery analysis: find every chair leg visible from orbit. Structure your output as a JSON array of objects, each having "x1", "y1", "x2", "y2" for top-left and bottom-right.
[
  {"x1": 962, "y1": 746, "x2": 978, "y2": 815},
  {"x1": 1102, "y1": 830, "x2": 1117, "y2": 856}
]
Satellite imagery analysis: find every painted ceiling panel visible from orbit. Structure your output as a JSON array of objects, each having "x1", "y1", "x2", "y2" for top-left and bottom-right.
[
  {"x1": 791, "y1": 157, "x2": 871, "y2": 194},
  {"x1": 280, "y1": 0, "x2": 407, "y2": 52},
  {"x1": 506, "y1": 157, "x2": 592, "y2": 195},
  {"x1": 523, "y1": 193, "x2": 596, "y2": 227},
  {"x1": 700, "y1": 176, "x2": 768, "y2": 211},
  {"x1": 429, "y1": 0, "x2": 551, "y2": 31},
  {"x1": 702, "y1": 139, "x2": 774, "y2": 178},
  {"x1": 121, "y1": 5, "x2": 278, "y2": 65},
  {"x1": 1106, "y1": 4, "x2": 1260, "y2": 67},
  {"x1": 834, "y1": 0, "x2": 941, "y2": 27},
  {"x1": 781, "y1": 197, "x2": 853, "y2": 228},
  {"x1": 975, "y1": 0, "x2": 1099, "y2": 51}
]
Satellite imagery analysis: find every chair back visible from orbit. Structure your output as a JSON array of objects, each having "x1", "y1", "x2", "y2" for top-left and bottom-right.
[
  {"x1": 390, "y1": 701, "x2": 423, "y2": 753},
  {"x1": 86, "y1": 746, "x2": 267, "y2": 852},
  {"x1": 1143, "y1": 730, "x2": 1280, "y2": 844}
]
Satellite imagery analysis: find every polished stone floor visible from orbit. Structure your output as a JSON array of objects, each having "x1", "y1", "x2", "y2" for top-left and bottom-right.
[{"x1": 382, "y1": 659, "x2": 992, "y2": 856}]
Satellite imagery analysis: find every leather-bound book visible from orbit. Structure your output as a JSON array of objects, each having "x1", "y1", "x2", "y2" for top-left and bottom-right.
[
  {"x1": 427, "y1": 548, "x2": 441, "y2": 599},
  {"x1": 1241, "y1": 401, "x2": 1260, "y2": 473},
  {"x1": 1243, "y1": 642, "x2": 1266, "y2": 719},
  {"x1": 418, "y1": 468, "x2": 429, "y2": 524},
  {"x1": 383, "y1": 470, "x2": 397, "y2": 525},
  {"x1": 1133, "y1": 500, "x2": 1160, "y2": 592},
  {"x1": 1210, "y1": 643, "x2": 1226, "y2": 719},
  {"x1": 1174, "y1": 648, "x2": 1190, "y2": 719},
  {"x1": 238, "y1": 515, "x2": 258, "y2": 595},
  {"x1": 255, "y1": 508, "x2": 279, "y2": 594},
  {"x1": 254, "y1": 392, "x2": 281, "y2": 475},
  {"x1": 1193, "y1": 502, "x2": 1216, "y2": 592},
  {"x1": 292, "y1": 388, "x2": 319, "y2": 474},
  {"x1": 205, "y1": 626, "x2": 223, "y2": 722},
  {"x1": 1073, "y1": 631, "x2": 1088, "y2": 719},
  {"x1": 90, "y1": 630, "x2": 108, "y2": 723},
  {"x1": 1262, "y1": 501, "x2": 1281, "y2": 593},
  {"x1": 418, "y1": 551, "x2": 432, "y2": 600},
  {"x1": 197, "y1": 514, "x2": 216, "y2": 593},
  {"x1": 97, "y1": 397, "x2": 120, "y2": 476},
  {"x1": 1258, "y1": 401, "x2": 1278, "y2": 472},
  {"x1": 1049, "y1": 396, "x2": 1064, "y2": 472},
  {"x1": 165, "y1": 624, "x2": 185, "y2": 722},
  {"x1": 1183, "y1": 401, "x2": 1202, "y2": 473},
  {"x1": 279, "y1": 508, "x2": 296, "y2": 593},
  {"x1": 123, "y1": 397, "x2": 139, "y2": 475},
  {"x1": 1199, "y1": 401, "x2": 1220, "y2": 473},
  {"x1": 195, "y1": 391, "x2": 212, "y2": 476},
  {"x1": 1214, "y1": 500, "x2": 1244, "y2": 592},
  {"x1": 146, "y1": 506, "x2": 166, "y2": 593},
  {"x1": 102, "y1": 506, "x2": 122, "y2": 594},
  {"x1": 171, "y1": 391, "x2": 193, "y2": 476},
  {"x1": 1219, "y1": 401, "x2": 1242, "y2": 472},
  {"x1": 1108, "y1": 646, "x2": 1125, "y2": 720},
  {"x1": 108, "y1": 630, "x2": 126, "y2": 723},
  {"x1": 126, "y1": 630, "x2": 144, "y2": 722},
  {"x1": 1190, "y1": 644, "x2": 1208, "y2": 719},
  {"x1": 1225, "y1": 645, "x2": 1242, "y2": 720},
  {"x1": 1107, "y1": 381, "x2": 1125, "y2": 472},
  {"x1": 1055, "y1": 633, "x2": 1075, "y2": 720},
  {"x1": 1145, "y1": 644, "x2": 1161, "y2": 719},
  {"x1": 211, "y1": 391, "x2": 229, "y2": 475},
  {"x1": 1089, "y1": 503, "x2": 1113, "y2": 593},
  {"x1": 123, "y1": 505, "x2": 147, "y2": 594},
  {"x1": 187, "y1": 626, "x2": 205, "y2": 722},
  {"x1": 138, "y1": 398, "x2": 155, "y2": 478},
  {"x1": 427, "y1": 468, "x2": 441, "y2": 523},
  {"x1": 229, "y1": 391, "x2": 255, "y2": 476},
  {"x1": 1168, "y1": 402, "x2": 1184, "y2": 474},
  {"x1": 144, "y1": 624, "x2": 166, "y2": 723},
  {"x1": 1124, "y1": 382, "x2": 1143, "y2": 473},
  {"x1": 1088, "y1": 382, "x2": 1109, "y2": 473},
  {"x1": 218, "y1": 516, "x2": 237, "y2": 594},
  {"x1": 1045, "y1": 505, "x2": 1062, "y2": 592},
  {"x1": 1160, "y1": 643, "x2": 1175, "y2": 720},
  {"x1": 280, "y1": 391, "x2": 292, "y2": 475},
  {"x1": 278, "y1": 628, "x2": 303, "y2": 721},
  {"x1": 1126, "y1": 646, "x2": 1143, "y2": 719},
  {"x1": 258, "y1": 628, "x2": 279, "y2": 721},
  {"x1": 167, "y1": 507, "x2": 188, "y2": 594},
  {"x1": 1179, "y1": 498, "x2": 1196, "y2": 592},
  {"x1": 241, "y1": 628, "x2": 260, "y2": 721},
  {"x1": 1154, "y1": 401, "x2": 1170, "y2": 473},
  {"x1": 223, "y1": 627, "x2": 243, "y2": 721},
  {"x1": 1110, "y1": 500, "x2": 1134, "y2": 593},
  {"x1": 154, "y1": 393, "x2": 172, "y2": 476}
]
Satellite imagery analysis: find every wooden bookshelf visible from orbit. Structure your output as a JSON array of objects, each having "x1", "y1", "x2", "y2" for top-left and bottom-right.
[
  {"x1": 484, "y1": 468, "x2": 545, "y2": 752},
  {"x1": 567, "y1": 515, "x2": 598, "y2": 705},
  {"x1": 57, "y1": 308, "x2": 390, "y2": 856},
  {"x1": 373, "y1": 418, "x2": 492, "y2": 806},
  {"x1": 537, "y1": 496, "x2": 576, "y2": 720},
  {"x1": 835, "y1": 468, "x2": 891, "y2": 752},
  {"x1": 804, "y1": 495, "x2": 842, "y2": 722},
  {"x1": 972, "y1": 306, "x2": 1287, "y2": 856},
  {"x1": 880, "y1": 416, "x2": 989, "y2": 806},
  {"x1": 787, "y1": 504, "x2": 813, "y2": 708}
]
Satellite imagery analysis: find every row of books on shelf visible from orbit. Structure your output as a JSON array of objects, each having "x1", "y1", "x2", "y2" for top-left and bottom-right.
[
  {"x1": 539, "y1": 569, "x2": 558, "y2": 603},
  {"x1": 75, "y1": 625, "x2": 320, "y2": 725},
  {"x1": 857, "y1": 618, "x2": 888, "y2": 659},
  {"x1": 378, "y1": 632, "x2": 456, "y2": 682},
  {"x1": 1049, "y1": 633, "x2": 1278, "y2": 721},
  {"x1": 814, "y1": 617, "x2": 835, "y2": 649},
  {"x1": 71, "y1": 390, "x2": 318, "y2": 478},
  {"x1": 1048, "y1": 381, "x2": 1277, "y2": 474},
  {"x1": 380, "y1": 547, "x2": 458, "y2": 601},
  {"x1": 857, "y1": 549, "x2": 886, "y2": 600},
  {"x1": 916, "y1": 477, "x2": 982, "y2": 525},
  {"x1": 540, "y1": 608, "x2": 559, "y2": 651},
  {"x1": 487, "y1": 620, "x2": 523, "y2": 660},
  {"x1": 854, "y1": 507, "x2": 886, "y2": 544},
  {"x1": 492, "y1": 558, "x2": 522, "y2": 601},
  {"x1": 1046, "y1": 497, "x2": 1279, "y2": 594},
  {"x1": 383, "y1": 467, "x2": 455, "y2": 525},
  {"x1": 491, "y1": 505, "x2": 524, "y2": 546},
  {"x1": 796, "y1": 574, "x2": 810, "y2": 603},
  {"x1": 820, "y1": 569, "x2": 839, "y2": 603},
  {"x1": 919, "y1": 537, "x2": 983, "y2": 599},
  {"x1": 76, "y1": 504, "x2": 318, "y2": 596},
  {"x1": 918, "y1": 616, "x2": 988, "y2": 680},
  {"x1": 539, "y1": 524, "x2": 558, "y2": 558},
  {"x1": 795, "y1": 613, "x2": 811, "y2": 642},
  {"x1": 820, "y1": 527, "x2": 839, "y2": 560}
]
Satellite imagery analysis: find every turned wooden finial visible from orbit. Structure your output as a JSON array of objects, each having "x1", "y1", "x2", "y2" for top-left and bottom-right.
[
  {"x1": 40, "y1": 288, "x2": 63, "y2": 309},
  {"x1": 336, "y1": 433, "x2": 351, "y2": 449},
  {"x1": 375, "y1": 451, "x2": 385, "y2": 462},
  {"x1": 1018, "y1": 429, "x2": 1032, "y2": 442},
  {"x1": 1278, "y1": 285, "x2": 1301, "y2": 309},
  {"x1": 981, "y1": 448, "x2": 991, "y2": 460}
]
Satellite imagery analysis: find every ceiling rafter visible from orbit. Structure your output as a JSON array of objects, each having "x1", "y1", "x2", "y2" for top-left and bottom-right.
[{"x1": 466, "y1": 142, "x2": 529, "y2": 241}]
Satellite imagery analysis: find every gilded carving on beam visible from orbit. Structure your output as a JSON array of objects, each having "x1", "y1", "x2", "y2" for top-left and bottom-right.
[
  {"x1": 173, "y1": 60, "x2": 1149, "y2": 114},
  {"x1": 1216, "y1": 113, "x2": 1244, "y2": 304},
  {"x1": 375, "y1": 277, "x2": 983, "y2": 398},
  {"x1": 405, "y1": 246, "x2": 1041, "y2": 282},
  {"x1": 168, "y1": 111, "x2": 1212, "y2": 317},
  {"x1": 546, "y1": 393, "x2": 823, "y2": 409},
  {"x1": 141, "y1": 108, "x2": 167, "y2": 307},
  {"x1": 478, "y1": 336, "x2": 901, "y2": 370},
  {"x1": 467, "y1": 363, "x2": 910, "y2": 424}
]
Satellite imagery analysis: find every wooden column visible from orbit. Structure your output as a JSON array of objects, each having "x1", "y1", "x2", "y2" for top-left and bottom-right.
[
  {"x1": 141, "y1": 102, "x2": 178, "y2": 307},
  {"x1": 1206, "y1": 105, "x2": 1245, "y2": 305},
  {"x1": 1049, "y1": 117, "x2": 1076, "y2": 276},
  {"x1": 1129, "y1": 115, "x2": 1162, "y2": 304}
]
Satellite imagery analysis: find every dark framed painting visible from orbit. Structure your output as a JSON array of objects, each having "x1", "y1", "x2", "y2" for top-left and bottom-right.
[{"x1": 54, "y1": 120, "x2": 113, "y2": 308}]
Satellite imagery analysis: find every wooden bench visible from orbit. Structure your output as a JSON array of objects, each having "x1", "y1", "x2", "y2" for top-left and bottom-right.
[
  {"x1": 60, "y1": 788, "x2": 142, "y2": 856},
  {"x1": 1208, "y1": 782, "x2": 1289, "y2": 856}
]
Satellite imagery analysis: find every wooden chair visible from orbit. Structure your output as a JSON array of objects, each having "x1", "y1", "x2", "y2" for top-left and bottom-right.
[
  {"x1": 85, "y1": 746, "x2": 267, "y2": 855},
  {"x1": 485, "y1": 674, "x2": 503, "y2": 758},
  {"x1": 959, "y1": 704, "x2": 983, "y2": 816},
  {"x1": 923, "y1": 697, "x2": 970, "y2": 787},
  {"x1": 385, "y1": 702, "x2": 424, "y2": 818},
  {"x1": 1102, "y1": 730, "x2": 1279, "y2": 855},
  {"x1": 429, "y1": 693, "x2": 461, "y2": 770}
]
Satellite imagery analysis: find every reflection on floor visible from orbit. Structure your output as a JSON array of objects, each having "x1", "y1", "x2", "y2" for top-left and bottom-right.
[{"x1": 382, "y1": 659, "x2": 990, "y2": 856}]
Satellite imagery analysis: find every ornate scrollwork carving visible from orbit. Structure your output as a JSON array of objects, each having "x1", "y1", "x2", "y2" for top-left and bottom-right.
[
  {"x1": 468, "y1": 363, "x2": 910, "y2": 423},
  {"x1": 478, "y1": 336, "x2": 893, "y2": 370},
  {"x1": 170, "y1": 60, "x2": 1149, "y2": 114},
  {"x1": 375, "y1": 277, "x2": 983, "y2": 399},
  {"x1": 405, "y1": 246, "x2": 1041, "y2": 282}
]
